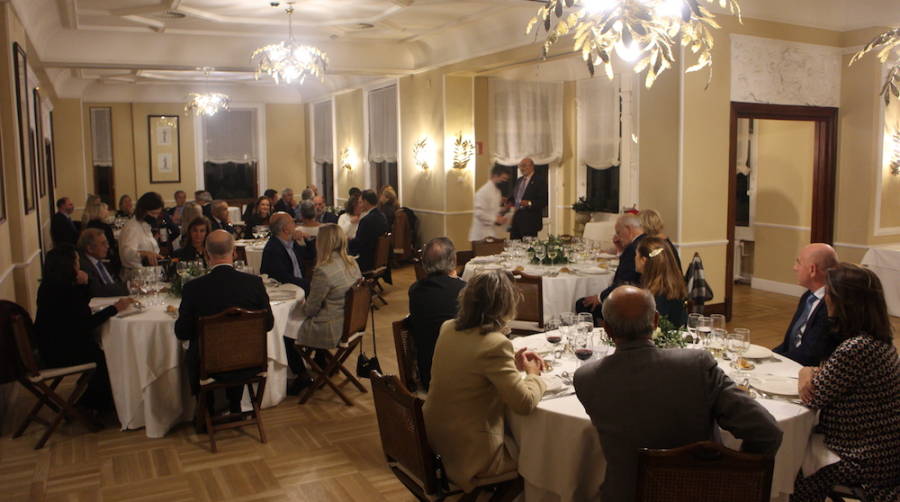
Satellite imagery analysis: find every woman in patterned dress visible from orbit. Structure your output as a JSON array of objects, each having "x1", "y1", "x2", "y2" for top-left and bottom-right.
[{"x1": 794, "y1": 263, "x2": 900, "y2": 501}]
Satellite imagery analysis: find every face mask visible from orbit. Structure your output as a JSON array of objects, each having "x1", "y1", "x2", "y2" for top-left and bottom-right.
[{"x1": 495, "y1": 181, "x2": 505, "y2": 189}]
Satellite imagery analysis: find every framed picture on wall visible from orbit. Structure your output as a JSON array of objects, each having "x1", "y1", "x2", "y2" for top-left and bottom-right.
[
  {"x1": 13, "y1": 42, "x2": 35, "y2": 213},
  {"x1": 148, "y1": 115, "x2": 181, "y2": 183},
  {"x1": 33, "y1": 88, "x2": 46, "y2": 198}
]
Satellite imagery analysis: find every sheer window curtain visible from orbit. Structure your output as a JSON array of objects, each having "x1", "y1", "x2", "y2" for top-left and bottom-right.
[
  {"x1": 313, "y1": 101, "x2": 333, "y2": 164},
  {"x1": 577, "y1": 76, "x2": 620, "y2": 170},
  {"x1": 90, "y1": 108, "x2": 113, "y2": 167},
  {"x1": 490, "y1": 79, "x2": 563, "y2": 166},
  {"x1": 203, "y1": 109, "x2": 257, "y2": 163},
  {"x1": 368, "y1": 85, "x2": 398, "y2": 163}
]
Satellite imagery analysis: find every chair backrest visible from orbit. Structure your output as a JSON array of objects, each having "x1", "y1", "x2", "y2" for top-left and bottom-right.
[
  {"x1": 374, "y1": 233, "x2": 392, "y2": 270},
  {"x1": 342, "y1": 279, "x2": 372, "y2": 341},
  {"x1": 7, "y1": 310, "x2": 42, "y2": 380},
  {"x1": 513, "y1": 272, "x2": 543, "y2": 327},
  {"x1": 392, "y1": 318, "x2": 420, "y2": 393},
  {"x1": 392, "y1": 210, "x2": 413, "y2": 260},
  {"x1": 635, "y1": 441, "x2": 774, "y2": 502},
  {"x1": 370, "y1": 371, "x2": 443, "y2": 497},
  {"x1": 412, "y1": 258, "x2": 427, "y2": 282},
  {"x1": 0, "y1": 300, "x2": 33, "y2": 382},
  {"x1": 197, "y1": 307, "x2": 269, "y2": 378},
  {"x1": 472, "y1": 238, "x2": 505, "y2": 257},
  {"x1": 455, "y1": 250, "x2": 474, "y2": 276}
]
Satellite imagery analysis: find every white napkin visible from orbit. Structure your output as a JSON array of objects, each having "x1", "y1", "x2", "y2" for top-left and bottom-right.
[{"x1": 541, "y1": 374, "x2": 569, "y2": 395}]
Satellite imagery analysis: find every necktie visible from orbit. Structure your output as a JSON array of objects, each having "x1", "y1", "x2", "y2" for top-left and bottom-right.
[
  {"x1": 789, "y1": 294, "x2": 818, "y2": 348},
  {"x1": 515, "y1": 177, "x2": 529, "y2": 208},
  {"x1": 96, "y1": 261, "x2": 114, "y2": 285}
]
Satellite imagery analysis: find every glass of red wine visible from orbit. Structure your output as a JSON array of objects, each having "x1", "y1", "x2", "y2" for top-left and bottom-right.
[
  {"x1": 544, "y1": 317, "x2": 562, "y2": 359},
  {"x1": 573, "y1": 331, "x2": 594, "y2": 367}
]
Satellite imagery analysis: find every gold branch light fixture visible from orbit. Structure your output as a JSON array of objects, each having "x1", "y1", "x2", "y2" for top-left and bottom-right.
[
  {"x1": 451, "y1": 132, "x2": 474, "y2": 170},
  {"x1": 527, "y1": 0, "x2": 741, "y2": 88},
  {"x1": 252, "y1": 2, "x2": 328, "y2": 85},
  {"x1": 185, "y1": 67, "x2": 230, "y2": 117},
  {"x1": 850, "y1": 27, "x2": 899, "y2": 104}
]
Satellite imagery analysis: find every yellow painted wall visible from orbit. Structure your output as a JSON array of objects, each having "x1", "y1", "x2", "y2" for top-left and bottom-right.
[
  {"x1": 474, "y1": 77, "x2": 491, "y2": 189},
  {"x1": 334, "y1": 90, "x2": 365, "y2": 198},
  {"x1": 266, "y1": 103, "x2": 309, "y2": 193},
  {"x1": 81, "y1": 103, "x2": 136, "y2": 210},
  {"x1": 400, "y1": 71, "x2": 445, "y2": 213},
  {"x1": 53, "y1": 98, "x2": 87, "y2": 212},
  {"x1": 879, "y1": 98, "x2": 900, "y2": 230},
  {"x1": 638, "y1": 69, "x2": 680, "y2": 241},
  {"x1": 444, "y1": 75, "x2": 475, "y2": 246}
]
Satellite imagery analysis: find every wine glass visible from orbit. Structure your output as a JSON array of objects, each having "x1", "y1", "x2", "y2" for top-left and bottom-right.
[
  {"x1": 544, "y1": 317, "x2": 563, "y2": 360},
  {"x1": 697, "y1": 316, "x2": 712, "y2": 351},
  {"x1": 729, "y1": 328, "x2": 751, "y2": 373},
  {"x1": 234, "y1": 260, "x2": 246, "y2": 273},
  {"x1": 710, "y1": 314, "x2": 726, "y2": 332},
  {"x1": 534, "y1": 245, "x2": 546, "y2": 265},
  {"x1": 560, "y1": 312, "x2": 577, "y2": 346},
  {"x1": 547, "y1": 246, "x2": 558, "y2": 264},
  {"x1": 687, "y1": 313, "x2": 702, "y2": 345},
  {"x1": 709, "y1": 328, "x2": 726, "y2": 359},
  {"x1": 573, "y1": 332, "x2": 594, "y2": 367}
]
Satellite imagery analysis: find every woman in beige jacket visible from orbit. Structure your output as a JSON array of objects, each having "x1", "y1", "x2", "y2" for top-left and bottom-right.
[{"x1": 423, "y1": 270, "x2": 546, "y2": 493}]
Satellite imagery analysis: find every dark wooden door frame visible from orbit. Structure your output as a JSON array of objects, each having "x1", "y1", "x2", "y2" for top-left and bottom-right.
[{"x1": 725, "y1": 102, "x2": 838, "y2": 319}]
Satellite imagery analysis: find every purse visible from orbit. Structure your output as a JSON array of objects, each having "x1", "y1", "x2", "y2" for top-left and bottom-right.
[{"x1": 356, "y1": 301, "x2": 382, "y2": 378}]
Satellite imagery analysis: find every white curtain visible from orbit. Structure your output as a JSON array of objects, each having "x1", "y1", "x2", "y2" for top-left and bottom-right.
[
  {"x1": 735, "y1": 118, "x2": 751, "y2": 175},
  {"x1": 368, "y1": 85, "x2": 398, "y2": 163},
  {"x1": 313, "y1": 101, "x2": 333, "y2": 164},
  {"x1": 90, "y1": 108, "x2": 113, "y2": 167},
  {"x1": 577, "y1": 76, "x2": 620, "y2": 169},
  {"x1": 203, "y1": 109, "x2": 257, "y2": 163},
  {"x1": 491, "y1": 79, "x2": 563, "y2": 165}
]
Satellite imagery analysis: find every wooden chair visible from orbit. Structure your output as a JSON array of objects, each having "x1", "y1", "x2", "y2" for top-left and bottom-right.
[
  {"x1": 370, "y1": 372, "x2": 522, "y2": 501},
  {"x1": 472, "y1": 238, "x2": 505, "y2": 257},
  {"x1": 635, "y1": 441, "x2": 774, "y2": 502},
  {"x1": 363, "y1": 233, "x2": 393, "y2": 305},
  {"x1": 455, "y1": 250, "x2": 474, "y2": 277},
  {"x1": 392, "y1": 209, "x2": 415, "y2": 263},
  {"x1": 392, "y1": 318, "x2": 423, "y2": 395},
  {"x1": 510, "y1": 272, "x2": 544, "y2": 335},
  {"x1": 295, "y1": 279, "x2": 370, "y2": 406},
  {"x1": 196, "y1": 307, "x2": 270, "y2": 453},
  {"x1": 412, "y1": 258, "x2": 427, "y2": 281},
  {"x1": 2, "y1": 301, "x2": 100, "y2": 449}
]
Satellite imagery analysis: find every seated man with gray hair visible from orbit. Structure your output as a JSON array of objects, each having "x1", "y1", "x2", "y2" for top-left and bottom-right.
[
  {"x1": 574, "y1": 285, "x2": 783, "y2": 502},
  {"x1": 407, "y1": 237, "x2": 466, "y2": 391},
  {"x1": 78, "y1": 228, "x2": 129, "y2": 298}
]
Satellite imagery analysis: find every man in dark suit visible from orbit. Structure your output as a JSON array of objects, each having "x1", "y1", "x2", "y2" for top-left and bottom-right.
[
  {"x1": 349, "y1": 189, "x2": 389, "y2": 273},
  {"x1": 77, "y1": 228, "x2": 129, "y2": 297},
  {"x1": 209, "y1": 200, "x2": 236, "y2": 235},
  {"x1": 509, "y1": 158, "x2": 548, "y2": 239},
  {"x1": 313, "y1": 196, "x2": 339, "y2": 224},
  {"x1": 273, "y1": 188, "x2": 296, "y2": 215},
  {"x1": 195, "y1": 190, "x2": 213, "y2": 218},
  {"x1": 175, "y1": 230, "x2": 274, "y2": 415},
  {"x1": 773, "y1": 243, "x2": 841, "y2": 366},
  {"x1": 259, "y1": 212, "x2": 313, "y2": 292},
  {"x1": 408, "y1": 237, "x2": 466, "y2": 391},
  {"x1": 574, "y1": 285, "x2": 783, "y2": 502},
  {"x1": 51, "y1": 197, "x2": 79, "y2": 247}
]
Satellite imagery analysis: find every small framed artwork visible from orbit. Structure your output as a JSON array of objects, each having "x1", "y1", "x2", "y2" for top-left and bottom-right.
[
  {"x1": 33, "y1": 87, "x2": 45, "y2": 198},
  {"x1": 13, "y1": 42, "x2": 35, "y2": 213},
  {"x1": 148, "y1": 115, "x2": 181, "y2": 183}
]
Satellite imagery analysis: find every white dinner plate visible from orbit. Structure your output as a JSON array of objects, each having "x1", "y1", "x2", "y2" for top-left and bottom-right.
[
  {"x1": 743, "y1": 344, "x2": 774, "y2": 359},
  {"x1": 750, "y1": 376, "x2": 799, "y2": 397}
]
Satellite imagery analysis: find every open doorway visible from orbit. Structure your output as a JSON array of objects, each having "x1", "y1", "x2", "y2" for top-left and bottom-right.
[{"x1": 725, "y1": 103, "x2": 838, "y2": 319}]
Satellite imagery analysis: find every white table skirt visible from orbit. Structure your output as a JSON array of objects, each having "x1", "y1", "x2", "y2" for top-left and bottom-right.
[
  {"x1": 235, "y1": 241, "x2": 265, "y2": 274},
  {"x1": 462, "y1": 262, "x2": 612, "y2": 321},
  {"x1": 861, "y1": 244, "x2": 900, "y2": 316},
  {"x1": 93, "y1": 291, "x2": 304, "y2": 438},
  {"x1": 508, "y1": 334, "x2": 818, "y2": 501}
]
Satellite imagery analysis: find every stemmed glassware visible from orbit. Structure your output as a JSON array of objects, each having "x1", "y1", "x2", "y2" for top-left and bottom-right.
[
  {"x1": 728, "y1": 328, "x2": 752, "y2": 374},
  {"x1": 573, "y1": 330, "x2": 594, "y2": 367},
  {"x1": 687, "y1": 313, "x2": 702, "y2": 345},
  {"x1": 697, "y1": 316, "x2": 712, "y2": 351},
  {"x1": 544, "y1": 316, "x2": 563, "y2": 360},
  {"x1": 708, "y1": 327, "x2": 726, "y2": 359},
  {"x1": 547, "y1": 246, "x2": 558, "y2": 264},
  {"x1": 560, "y1": 312, "x2": 577, "y2": 348},
  {"x1": 534, "y1": 244, "x2": 546, "y2": 266}
]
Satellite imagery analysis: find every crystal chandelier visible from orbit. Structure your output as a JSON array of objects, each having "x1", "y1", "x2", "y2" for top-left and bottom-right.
[
  {"x1": 850, "y1": 27, "x2": 899, "y2": 104},
  {"x1": 251, "y1": 2, "x2": 328, "y2": 85},
  {"x1": 527, "y1": 0, "x2": 742, "y2": 88},
  {"x1": 185, "y1": 68, "x2": 230, "y2": 117}
]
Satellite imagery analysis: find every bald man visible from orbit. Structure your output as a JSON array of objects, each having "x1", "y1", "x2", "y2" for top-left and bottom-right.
[
  {"x1": 773, "y1": 243, "x2": 842, "y2": 366},
  {"x1": 574, "y1": 286, "x2": 782, "y2": 502},
  {"x1": 509, "y1": 157, "x2": 547, "y2": 239}
]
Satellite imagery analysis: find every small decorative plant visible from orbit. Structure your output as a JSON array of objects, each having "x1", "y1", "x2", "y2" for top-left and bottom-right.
[{"x1": 652, "y1": 316, "x2": 687, "y2": 349}]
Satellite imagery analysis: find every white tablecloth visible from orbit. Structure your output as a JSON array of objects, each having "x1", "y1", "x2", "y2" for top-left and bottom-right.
[
  {"x1": 508, "y1": 334, "x2": 818, "y2": 501},
  {"x1": 92, "y1": 289, "x2": 304, "y2": 438},
  {"x1": 227, "y1": 206, "x2": 243, "y2": 225},
  {"x1": 462, "y1": 260, "x2": 612, "y2": 321},
  {"x1": 235, "y1": 241, "x2": 266, "y2": 273},
  {"x1": 861, "y1": 244, "x2": 900, "y2": 316}
]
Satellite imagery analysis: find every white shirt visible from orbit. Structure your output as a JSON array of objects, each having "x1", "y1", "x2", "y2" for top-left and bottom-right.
[
  {"x1": 338, "y1": 213, "x2": 359, "y2": 239},
  {"x1": 118, "y1": 218, "x2": 159, "y2": 270},
  {"x1": 469, "y1": 180, "x2": 503, "y2": 242}
]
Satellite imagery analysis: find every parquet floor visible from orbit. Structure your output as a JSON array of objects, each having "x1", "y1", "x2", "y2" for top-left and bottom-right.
[{"x1": 2, "y1": 266, "x2": 898, "y2": 502}]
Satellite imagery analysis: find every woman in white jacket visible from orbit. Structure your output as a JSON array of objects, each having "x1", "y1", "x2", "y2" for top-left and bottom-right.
[{"x1": 119, "y1": 192, "x2": 165, "y2": 273}]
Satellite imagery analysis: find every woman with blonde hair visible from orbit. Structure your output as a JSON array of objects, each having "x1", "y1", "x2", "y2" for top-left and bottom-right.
[
  {"x1": 378, "y1": 185, "x2": 399, "y2": 230},
  {"x1": 636, "y1": 236, "x2": 688, "y2": 327},
  {"x1": 423, "y1": 270, "x2": 545, "y2": 497},
  {"x1": 639, "y1": 208, "x2": 681, "y2": 270},
  {"x1": 177, "y1": 202, "x2": 204, "y2": 250}
]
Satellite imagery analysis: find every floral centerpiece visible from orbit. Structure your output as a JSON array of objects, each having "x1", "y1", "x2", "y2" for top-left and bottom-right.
[
  {"x1": 528, "y1": 234, "x2": 573, "y2": 265},
  {"x1": 571, "y1": 197, "x2": 600, "y2": 237},
  {"x1": 169, "y1": 259, "x2": 207, "y2": 298},
  {"x1": 652, "y1": 316, "x2": 688, "y2": 349}
]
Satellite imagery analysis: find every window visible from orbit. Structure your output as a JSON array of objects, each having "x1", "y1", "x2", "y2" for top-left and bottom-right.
[
  {"x1": 202, "y1": 109, "x2": 258, "y2": 201},
  {"x1": 90, "y1": 107, "x2": 115, "y2": 208},
  {"x1": 368, "y1": 84, "x2": 398, "y2": 196},
  {"x1": 586, "y1": 165, "x2": 620, "y2": 213},
  {"x1": 313, "y1": 101, "x2": 334, "y2": 205}
]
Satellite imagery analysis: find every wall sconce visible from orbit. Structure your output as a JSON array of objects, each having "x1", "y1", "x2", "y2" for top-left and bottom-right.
[
  {"x1": 340, "y1": 147, "x2": 354, "y2": 171},
  {"x1": 891, "y1": 131, "x2": 900, "y2": 176},
  {"x1": 413, "y1": 137, "x2": 431, "y2": 171},
  {"x1": 451, "y1": 131, "x2": 474, "y2": 170}
]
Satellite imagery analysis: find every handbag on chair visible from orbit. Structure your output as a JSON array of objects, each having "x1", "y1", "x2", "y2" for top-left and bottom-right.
[{"x1": 356, "y1": 300, "x2": 382, "y2": 378}]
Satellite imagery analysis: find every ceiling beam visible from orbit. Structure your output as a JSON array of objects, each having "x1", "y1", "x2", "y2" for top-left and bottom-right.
[
  {"x1": 41, "y1": 61, "x2": 419, "y2": 77},
  {"x1": 55, "y1": 0, "x2": 79, "y2": 30}
]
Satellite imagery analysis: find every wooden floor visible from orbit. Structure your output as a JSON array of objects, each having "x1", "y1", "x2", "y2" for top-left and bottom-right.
[{"x1": 2, "y1": 266, "x2": 898, "y2": 502}]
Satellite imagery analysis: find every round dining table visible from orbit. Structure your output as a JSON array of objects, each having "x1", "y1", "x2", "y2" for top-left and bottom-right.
[
  {"x1": 235, "y1": 240, "x2": 266, "y2": 273},
  {"x1": 507, "y1": 332, "x2": 819, "y2": 502},
  {"x1": 91, "y1": 285, "x2": 304, "y2": 439}
]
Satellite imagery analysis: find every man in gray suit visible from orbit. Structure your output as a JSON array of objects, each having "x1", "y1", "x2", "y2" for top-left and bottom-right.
[
  {"x1": 574, "y1": 285, "x2": 783, "y2": 501},
  {"x1": 77, "y1": 228, "x2": 129, "y2": 298}
]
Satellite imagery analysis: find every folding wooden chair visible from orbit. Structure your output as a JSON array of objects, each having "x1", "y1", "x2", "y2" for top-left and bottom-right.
[
  {"x1": 392, "y1": 318, "x2": 423, "y2": 395},
  {"x1": 392, "y1": 209, "x2": 415, "y2": 263},
  {"x1": 509, "y1": 272, "x2": 544, "y2": 335},
  {"x1": 196, "y1": 307, "x2": 270, "y2": 453},
  {"x1": 455, "y1": 250, "x2": 474, "y2": 277},
  {"x1": 472, "y1": 238, "x2": 505, "y2": 257},
  {"x1": 3, "y1": 302, "x2": 100, "y2": 449},
  {"x1": 363, "y1": 233, "x2": 392, "y2": 305},
  {"x1": 635, "y1": 441, "x2": 774, "y2": 502},
  {"x1": 295, "y1": 279, "x2": 371, "y2": 406}
]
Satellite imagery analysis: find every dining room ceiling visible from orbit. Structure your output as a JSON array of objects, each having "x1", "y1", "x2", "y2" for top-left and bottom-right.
[{"x1": 13, "y1": 0, "x2": 900, "y2": 102}]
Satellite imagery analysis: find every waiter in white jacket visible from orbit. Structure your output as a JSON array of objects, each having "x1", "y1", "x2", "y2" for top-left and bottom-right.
[{"x1": 468, "y1": 165, "x2": 511, "y2": 242}]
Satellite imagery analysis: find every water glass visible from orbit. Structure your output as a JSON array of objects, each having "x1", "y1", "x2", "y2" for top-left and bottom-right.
[
  {"x1": 534, "y1": 244, "x2": 546, "y2": 264},
  {"x1": 710, "y1": 314, "x2": 726, "y2": 331},
  {"x1": 729, "y1": 328, "x2": 752, "y2": 372},
  {"x1": 560, "y1": 312, "x2": 577, "y2": 345},
  {"x1": 687, "y1": 313, "x2": 702, "y2": 344},
  {"x1": 697, "y1": 316, "x2": 712, "y2": 350},
  {"x1": 234, "y1": 260, "x2": 247, "y2": 273},
  {"x1": 709, "y1": 328, "x2": 727, "y2": 359}
]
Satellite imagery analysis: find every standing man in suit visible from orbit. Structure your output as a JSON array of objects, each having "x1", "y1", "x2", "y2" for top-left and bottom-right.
[
  {"x1": 51, "y1": 197, "x2": 79, "y2": 247},
  {"x1": 313, "y1": 195, "x2": 339, "y2": 224},
  {"x1": 348, "y1": 189, "x2": 389, "y2": 273},
  {"x1": 773, "y1": 243, "x2": 841, "y2": 366},
  {"x1": 209, "y1": 200, "x2": 235, "y2": 235},
  {"x1": 469, "y1": 165, "x2": 510, "y2": 243},
  {"x1": 574, "y1": 285, "x2": 782, "y2": 502},
  {"x1": 260, "y1": 212, "x2": 313, "y2": 291},
  {"x1": 509, "y1": 157, "x2": 547, "y2": 239},
  {"x1": 175, "y1": 230, "x2": 274, "y2": 416},
  {"x1": 77, "y1": 228, "x2": 129, "y2": 297}
]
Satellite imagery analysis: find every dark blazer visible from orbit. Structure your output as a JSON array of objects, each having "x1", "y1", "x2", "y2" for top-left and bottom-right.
[
  {"x1": 86, "y1": 219, "x2": 121, "y2": 274},
  {"x1": 510, "y1": 174, "x2": 548, "y2": 238},
  {"x1": 259, "y1": 236, "x2": 312, "y2": 292},
  {"x1": 349, "y1": 208, "x2": 389, "y2": 273},
  {"x1": 210, "y1": 217, "x2": 236, "y2": 235},
  {"x1": 655, "y1": 295, "x2": 687, "y2": 328},
  {"x1": 51, "y1": 212, "x2": 79, "y2": 247},
  {"x1": 273, "y1": 199, "x2": 293, "y2": 215},
  {"x1": 408, "y1": 274, "x2": 466, "y2": 390},
  {"x1": 773, "y1": 291, "x2": 839, "y2": 366},
  {"x1": 201, "y1": 204, "x2": 213, "y2": 219},
  {"x1": 574, "y1": 340, "x2": 783, "y2": 502},
  {"x1": 600, "y1": 233, "x2": 645, "y2": 300},
  {"x1": 174, "y1": 265, "x2": 274, "y2": 393},
  {"x1": 79, "y1": 252, "x2": 129, "y2": 298},
  {"x1": 243, "y1": 213, "x2": 270, "y2": 239}
]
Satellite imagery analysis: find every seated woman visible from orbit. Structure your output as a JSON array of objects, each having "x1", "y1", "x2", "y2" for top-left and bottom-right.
[
  {"x1": 635, "y1": 237, "x2": 687, "y2": 327},
  {"x1": 173, "y1": 216, "x2": 210, "y2": 264},
  {"x1": 296, "y1": 200, "x2": 321, "y2": 237},
  {"x1": 423, "y1": 270, "x2": 546, "y2": 494},
  {"x1": 243, "y1": 196, "x2": 271, "y2": 239},
  {"x1": 639, "y1": 208, "x2": 681, "y2": 270},
  {"x1": 794, "y1": 264, "x2": 900, "y2": 502},
  {"x1": 337, "y1": 194, "x2": 361, "y2": 239},
  {"x1": 118, "y1": 192, "x2": 165, "y2": 274},
  {"x1": 82, "y1": 199, "x2": 121, "y2": 275},
  {"x1": 116, "y1": 194, "x2": 134, "y2": 219},
  {"x1": 34, "y1": 245, "x2": 133, "y2": 412},
  {"x1": 378, "y1": 185, "x2": 399, "y2": 230},
  {"x1": 176, "y1": 202, "x2": 203, "y2": 250}
]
